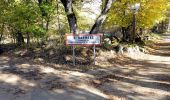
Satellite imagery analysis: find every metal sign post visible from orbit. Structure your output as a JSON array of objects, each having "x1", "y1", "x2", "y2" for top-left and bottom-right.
[
  {"x1": 72, "y1": 45, "x2": 75, "y2": 66},
  {"x1": 66, "y1": 34, "x2": 102, "y2": 66},
  {"x1": 93, "y1": 45, "x2": 96, "y2": 65}
]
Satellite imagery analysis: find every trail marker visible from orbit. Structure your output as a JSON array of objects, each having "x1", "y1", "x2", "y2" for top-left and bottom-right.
[{"x1": 66, "y1": 34, "x2": 102, "y2": 65}]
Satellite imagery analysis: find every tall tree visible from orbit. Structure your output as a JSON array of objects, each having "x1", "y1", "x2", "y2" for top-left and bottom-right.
[
  {"x1": 37, "y1": 0, "x2": 55, "y2": 31},
  {"x1": 104, "y1": 0, "x2": 168, "y2": 42},
  {"x1": 60, "y1": 0, "x2": 78, "y2": 34},
  {"x1": 90, "y1": 0, "x2": 115, "y2": 34}
]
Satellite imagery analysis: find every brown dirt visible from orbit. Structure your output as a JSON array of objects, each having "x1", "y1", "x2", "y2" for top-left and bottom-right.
[{"x1": 0, "y1": 34, "x2": 170, "y2": 100}]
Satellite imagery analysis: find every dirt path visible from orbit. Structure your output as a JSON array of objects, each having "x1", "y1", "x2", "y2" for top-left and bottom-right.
[
  {"x1": 108, "y1": 34, "x2": 170, "y2": 100},
  {"x1": 0, "y1": 34, "x2": 170, "y2": 100}
]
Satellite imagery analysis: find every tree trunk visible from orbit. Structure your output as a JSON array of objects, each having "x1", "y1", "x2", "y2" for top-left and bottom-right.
[
  {"x1": 131, "y1": 13, "x2": 136, "y2": 42},
  {"x1": 139, "y1": 28, "x2": 143, "y2": 35},
  {"x1": 0, "y1": 33, "x2": 3, "y2": 44},
  {"x1": 90, "y1": 0, "x2": 115, "y2": 34},
  {"x1": 0, "y1": 23, "x2": 5, "y2": 44},
  {"x1": 121, "y1": 2, "x2": 129, "y2": 42},
  {"x1": 16, "y1": 31, "x2": 24, "y2": 46},
  {"x1": 26, "y1": 32, "x2": 30, "y2": 47},
  {"x1": 168, "y1": 19, "x2": 170, "y2": 32},
  {"x1": 60, "y1": 0, "x2": 78, "y2": 34},
  {"x1": 122, "y1": 27, "x2": 127, "y2": 42},
  {"x1": 122, "y1": 26, "x2": 131, "y2": 42},
  {"x1": 46, "y1": 17, "x2": 50, "y2": 31}
]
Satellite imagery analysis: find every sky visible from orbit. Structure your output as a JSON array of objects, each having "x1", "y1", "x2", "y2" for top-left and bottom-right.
[{"x1": 81, "y1": 0, "x2": 102, "y2": 20}]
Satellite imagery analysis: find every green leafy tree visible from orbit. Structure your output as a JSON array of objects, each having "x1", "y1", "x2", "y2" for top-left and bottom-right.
[{"x1": 104, "y1": 0, "x2": 169, "y2": 42}]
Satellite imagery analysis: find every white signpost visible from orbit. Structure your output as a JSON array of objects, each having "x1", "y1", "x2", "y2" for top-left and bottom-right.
[{"x1": 66, "y1": 34, "x2": 102, "y2": 66}]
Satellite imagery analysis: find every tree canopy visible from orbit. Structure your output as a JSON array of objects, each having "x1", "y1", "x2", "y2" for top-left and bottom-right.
[
  {"x1": 105, "y1": 0, "x2": 169, "y2": 29},
  {"x1": 0, "y1": 0, "x2": 169, "y2": 45}
]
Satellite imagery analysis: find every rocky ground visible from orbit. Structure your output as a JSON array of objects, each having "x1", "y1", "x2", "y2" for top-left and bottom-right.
[{"x1": 0, "y1": 34, "x2": 170, "y2": 100}]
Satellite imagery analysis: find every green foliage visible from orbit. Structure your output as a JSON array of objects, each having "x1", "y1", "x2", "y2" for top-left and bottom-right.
[
  {"x1": 9, "y1": 2, "x2": 39, "y2": 28},
  {"x1": 39, "y1": 0, "x2": 56, "y2": 20},
  {"x1": 137, "y1": 0, "x2": 168, "y2": 28},
  {"x1": 0, "y1": 0, "x2": 169, "y2": 46},
  {"x1": 104, "y1": 0, "x2": 169, "y2": 29},
  {"x1": 0, "y1": 0, "x2": 58, "y2": 41},
  {"x1": 26, "y1": 25, "x2": 46, "y2": 38}
]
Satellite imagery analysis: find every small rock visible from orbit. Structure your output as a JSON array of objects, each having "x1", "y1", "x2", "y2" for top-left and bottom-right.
[
  {"x1": 34, "y1": 58, "x2": 44, "y2": 63},
  {"x1": 104, "y1": 38, "x2": 112, "y2": 44},
  {"x1": 49, "y1": 50, "x2": 54, "y2": 55},
  {"x1": 65, "y1": 55, "x2": 72, "y2": 61}
]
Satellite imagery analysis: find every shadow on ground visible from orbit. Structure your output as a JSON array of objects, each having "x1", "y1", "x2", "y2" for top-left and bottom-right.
[{"x1": 0, "y1": 34, "x2": 170, "y2": 100}]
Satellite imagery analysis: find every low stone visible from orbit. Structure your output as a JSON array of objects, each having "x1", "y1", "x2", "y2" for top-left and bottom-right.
[
  {"x1": 104, "y1": 38, "x2": 111, "y2": 44},
  {"x1": 34, "y1": 58, "x2": 44, "y2": 63},
  {"x1": 49, "y1": 50, "x2": 54, "y2": 55},
  {"x1": 65, "y1": 55, "x2": 72, "y2": 61}
]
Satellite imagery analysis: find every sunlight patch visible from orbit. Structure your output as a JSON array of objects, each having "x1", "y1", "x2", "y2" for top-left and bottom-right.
[
  {"x1": 0, "y1": 74, "x2": 20, "y2": 85},
  {"x1": 77, "y1": 83, "x2": 109, "y2": 99},
  {"x1": 40, "y1": 67, "x2": 56, "y2": 73}
]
